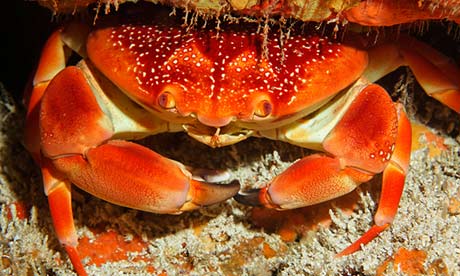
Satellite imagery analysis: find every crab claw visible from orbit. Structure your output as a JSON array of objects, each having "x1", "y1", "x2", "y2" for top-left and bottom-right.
[
  {"x1": 52, "y1": 140, "x2": 240, "y2": 214},
  {"x1": 236, "y1": 84, "x2": 411, "y2": 256},
  {"x1": 42, "y1": 141, "x2": 239, "y2": 276},
  {"x1": 37, "y1": 65, "x2": 240, "y2": 214},
  {"x1": 235, "y1": 154, "x2": 372, "y2": 210}
]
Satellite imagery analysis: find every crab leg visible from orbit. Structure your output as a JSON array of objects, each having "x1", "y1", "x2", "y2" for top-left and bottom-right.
[
  {"x1": 26, "y1": 30, "x2": 239, "y2": 275},
  {"x1": 239, "y1": 83, "x2": 411, "y2": 255},
  {"x1": 24, "y1": 30, "x2": 68, "y2": 161},
  {"x1": 42, "y1": 160, "x2": 87, "y2": 276},
  {"x1": 364, "y1": 35, "x2": 460, "y2": 113},
  {"x1": 336, "y1": 103, "x2": 411, "y2": 256},
  {"x1": 24, "y1": 28, "x2": 88, "y2": 276}
]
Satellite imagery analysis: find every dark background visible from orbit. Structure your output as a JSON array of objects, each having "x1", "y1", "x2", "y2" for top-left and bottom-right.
[{"x1": 1, "y1": 1, "x2": 56, "y2": 103}]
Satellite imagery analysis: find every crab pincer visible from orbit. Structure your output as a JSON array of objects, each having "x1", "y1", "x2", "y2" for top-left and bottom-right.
[{"x1": 236, "y1": 87, "x2": 412, "y2": 256}]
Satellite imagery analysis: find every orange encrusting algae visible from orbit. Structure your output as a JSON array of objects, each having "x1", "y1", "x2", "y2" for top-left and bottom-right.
[
  {"x1": 262, "y1": 242, "x2": 277, "y2": 258},
  {"x1": 77, "y1": 229, "x2": 150, "y2": 267},
  {"x1": 376, "y1": 248, "x2": 428, "y2": 275},
  {"x1": 411, "y1": 123, "x2": 447, "y2": 157}
]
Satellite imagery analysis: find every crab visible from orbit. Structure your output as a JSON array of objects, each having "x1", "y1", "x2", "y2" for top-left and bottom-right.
[{"x1": 24, "y1": 5, "x2": 460, "y2": 276}]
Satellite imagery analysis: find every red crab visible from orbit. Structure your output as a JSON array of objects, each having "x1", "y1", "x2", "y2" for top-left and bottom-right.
[{"x1": 25, "y1": 4, "x2": 459, "y2": 276}]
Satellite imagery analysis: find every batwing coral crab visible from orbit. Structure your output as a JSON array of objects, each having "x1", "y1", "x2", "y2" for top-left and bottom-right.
[{"x1": 24, "y1": 5, "x2": 460, "y2": 276}]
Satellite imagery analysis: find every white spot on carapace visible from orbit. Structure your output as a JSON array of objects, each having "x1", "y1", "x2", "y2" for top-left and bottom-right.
[{"x1": 287, "y1": 96, "x2": 297, "y2": 105}]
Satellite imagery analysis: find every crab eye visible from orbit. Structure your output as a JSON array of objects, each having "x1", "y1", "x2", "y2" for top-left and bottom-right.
[
  {"x1": 157, "y1": 91, "x2": 176, "y2": 109},
  {"x1": 254, "y1": 100, "x2": 272, "y2": 118}
]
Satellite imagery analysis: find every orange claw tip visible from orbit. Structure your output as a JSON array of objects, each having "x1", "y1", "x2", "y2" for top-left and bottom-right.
[{"x1": 181, "y1": 180, "x2": 240, "y2": 211}]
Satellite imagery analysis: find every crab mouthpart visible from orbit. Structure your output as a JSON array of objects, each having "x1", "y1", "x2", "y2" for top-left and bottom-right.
[{"x1": 183, "y1": 124, "x2": 253, "y2": 148}]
